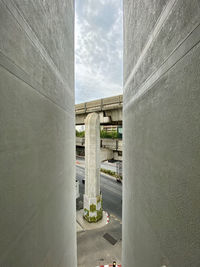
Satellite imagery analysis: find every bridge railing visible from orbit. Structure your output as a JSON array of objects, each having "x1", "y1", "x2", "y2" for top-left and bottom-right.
[
  {"x1": 76, "y1": 137, "x2": 122, "y2": 152},
  {"x1": 75, "y1": 95, "x2": 123, "y2": 114}
]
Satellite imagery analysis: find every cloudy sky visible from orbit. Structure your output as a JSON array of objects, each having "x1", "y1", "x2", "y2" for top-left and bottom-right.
[{"x1": 75, "y1": 0, "x2": 123, "y2": 104}]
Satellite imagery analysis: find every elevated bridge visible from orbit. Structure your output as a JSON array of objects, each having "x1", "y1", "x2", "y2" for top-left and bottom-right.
[
  {"x1": 76, "y1": 137, "x2": 122, "y2": 161},
  {"x1": 75, "y1": 95, "x2": 123, "y2": 125}
]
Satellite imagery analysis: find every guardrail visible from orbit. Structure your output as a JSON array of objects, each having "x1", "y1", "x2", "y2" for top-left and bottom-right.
[
  {"x1": 75, "y1": 95, "x2": 123, "y2": 114},
  {"x1": 76, "y1": 137, "x2": 122, "y2": 152}
]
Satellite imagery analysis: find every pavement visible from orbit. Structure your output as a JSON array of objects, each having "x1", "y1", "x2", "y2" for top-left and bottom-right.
[
  {"x1": 76, "y1": 163, "x2": 122, "y2": 267},
  {"x1": 77, "y1": 214, "x2": 122, "y2": 267},
  {"x1": 76, "y1": 210, "x2": 109, "y2": 232},
  {"x1": 76, "y1": 156, "x2": 118, "y2": 173},
  {"x1": 77, "y1": 221, "x2": 84, "y2": 232}
]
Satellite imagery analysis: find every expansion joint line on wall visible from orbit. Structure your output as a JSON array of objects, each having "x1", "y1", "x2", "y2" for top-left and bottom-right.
[
  {"x1": 1, "y1": 0, "x2": 73, "y2": 98},
  {"x1": 124, "y1": 0, "x2": 178, "y2": 92}
]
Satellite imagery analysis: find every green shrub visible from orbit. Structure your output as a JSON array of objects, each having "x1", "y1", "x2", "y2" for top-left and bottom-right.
[
  {"x1": 97, "y1": 210, "x2": 103, "y2": 221},
  {"x1": 76, "y1": 130, "x2": 85, "y2": 137},
  {"x1": 100, "y1": 168, "x2": 122, "y2": 180},
  {"x1": 90, "y1": 204, "x2": 96, "y2": 212},
  {"x1": 97, "y1": 195, "x2": 101, "y2": 203},
  {"x1": 100, "y1": 130, "x2": 118, "y2": 139},
  {"x1": 89, "y1": 216, "x2": 97, "y2": 223},
  {"x1": 76, "y1": 129, "x2": 118, "y2": 139}
]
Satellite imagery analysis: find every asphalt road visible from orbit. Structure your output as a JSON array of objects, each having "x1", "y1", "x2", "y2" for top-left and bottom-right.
[
  {"x1": 76, "y1": 165, "x2": 122, "y2": 220},
  {"x1": 76, "y1": 156, "x2": 118, "y2": 172}
]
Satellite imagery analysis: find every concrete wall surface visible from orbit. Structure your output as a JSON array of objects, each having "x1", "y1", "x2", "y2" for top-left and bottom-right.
[
  {"x1": 123, "y1": 1, "x2": 200, "y2": 267},
  {"x1": 0, "y1": 1, "x2": 76, "y2": 266}
]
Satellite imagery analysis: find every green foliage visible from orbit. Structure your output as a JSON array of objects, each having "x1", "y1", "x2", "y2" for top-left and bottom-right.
[
  {"x1": 76, "y1": 130, "x2": 85, "y2": 137},
  {"x1": 84, "y1": 208, "x2": 89, "y2": 215},
  {"x1": 90, "y1": 204, "x2": 96, "y2": 212},
  {"x1": 83, "y1": 206, "x2": 102, "y2": 223},
  {"x1": 83, "y1": 208, "x2": 89, "y2": 221},
  {"x1": 100, "y1": 130, "x2": 118, "y2": 139},
  {"x1": 97, "y1": 195, "x2": 101, "y2": 203},
  {"x1": 76, "y1": 129, "x2": 119, "y2": 139},
  {"x1": 100, "y1": 168, "x2": 122, "y2": 180},
  {"x1": 97, "y1": 210, "x2": 103, "y2": 221},
  {"x1": 89, "y1": 216, "x2": 97, "y2": 223},
  {"x1": 83, "y1": 214, "x2": 97, "y2": 223}
]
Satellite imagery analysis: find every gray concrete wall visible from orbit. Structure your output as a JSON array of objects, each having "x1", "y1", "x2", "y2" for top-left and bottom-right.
[
  {"x1": 0, "y1": 1, "x2": 76, "y2": 266},
  {"x1": 123, "y1": 1, "x2": 200, "y2": 266}
]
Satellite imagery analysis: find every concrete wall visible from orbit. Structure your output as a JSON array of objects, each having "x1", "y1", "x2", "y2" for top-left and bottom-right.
[
  {"x1": 123, "y1": 1, "x2": 200, "y2": 267},
  {"x1": 0, "y1": 1, "x2": 76, "y2": 266}
]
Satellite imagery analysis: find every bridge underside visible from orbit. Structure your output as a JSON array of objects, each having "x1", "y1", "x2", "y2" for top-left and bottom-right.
[
  {"x1": 75, "y1": 95, "x2": 123, "y2": 125},
  {"x1": 76, "y1": 146, "x2": 122, "y2": 162},
  {"x1": 76, "y1": 109, "x2": 122, "y2": 125},
  {"x1": 76, "y1": 136, "x2": 122, "y2": 161}
]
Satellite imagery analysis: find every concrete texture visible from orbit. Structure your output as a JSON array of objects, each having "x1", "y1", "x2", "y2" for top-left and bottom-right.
[
  {"x1": 76, "y1": 222, "x2": 84, "y2": 233},
  {"x1": 75, "y1": 95, "x2": 123, "y2": 125},
  {"x1": 77, "y1": 214, "x2": 122, "y2": 267},
  {"x1": 76, "y1": 158, "x2": 122, "y2": 267},
  {"x1": 76, "y1": 164, "x2": 122, "y2": 223},
  {"x1": 0, "y1": 1, "x2": 76, "y2": 266},
  {"x1": 76, "y1": 137, "x2": 123, "y2": 161},
  {"x1": 76, "y1": 157, "x2": 121, "y2": 180},
  {"x1": 84, "y1": 113, "x2": 102, "y2": 222},
  {"x1": 77, "y1": 210, "x2": 109, "y2": 231},
  {"x1": 123, "y1": 1, "x2": 200, "y2": 266}
]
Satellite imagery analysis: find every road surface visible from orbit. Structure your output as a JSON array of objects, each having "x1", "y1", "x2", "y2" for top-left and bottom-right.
[
  {"x1": 76, "y1": 156, "x2": 118, "y2": 172},
  {"x1": 76, "y1": 165, "x2": 122, "y2": 220}
]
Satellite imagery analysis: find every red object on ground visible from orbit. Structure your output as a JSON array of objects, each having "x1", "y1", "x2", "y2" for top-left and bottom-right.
[
  {"x1": 97, "y1": 265, "x2": 121, "y2": 267},
  {"x1": 106, "y1": 213, "x2": 110, "y2": 223}
]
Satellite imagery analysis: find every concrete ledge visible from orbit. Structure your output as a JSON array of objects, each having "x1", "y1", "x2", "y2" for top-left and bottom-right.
[
  {"x1": 76, "y1": 209, "x2": 109, "y2": 231},
  {"x1": 76, "y1": 221, "x2": 84, "y2": 232}
]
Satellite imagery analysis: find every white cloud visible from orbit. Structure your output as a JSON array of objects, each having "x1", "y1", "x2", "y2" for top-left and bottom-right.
[{"x1": 75, "y1": 0, "x2": 123, "y2": 103}]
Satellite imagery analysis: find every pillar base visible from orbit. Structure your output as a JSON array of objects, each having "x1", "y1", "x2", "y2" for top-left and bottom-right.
[{"x1": 83, "y1": 194, "x2": 103, "y2": 223}]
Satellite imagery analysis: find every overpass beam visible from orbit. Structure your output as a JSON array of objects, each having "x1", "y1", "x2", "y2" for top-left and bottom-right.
[{"x1": 83, "y1": 113, "x2": 102, "y2": 222}]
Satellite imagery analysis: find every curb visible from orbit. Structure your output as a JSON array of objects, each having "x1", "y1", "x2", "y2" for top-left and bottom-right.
[
  {"x1": 96, "y1": 265, "x2": 121, "y2": 267},
  {"x1": 76, "y1": 164, "x2": 120, "y2": 183},
  {"x1": 76, "y1": 210, "x2": 109, "y2": 231}
]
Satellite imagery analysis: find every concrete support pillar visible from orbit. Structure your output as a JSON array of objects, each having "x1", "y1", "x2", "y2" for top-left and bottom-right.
[{"x1": 83, "y1": 113, "x2": 102, "y2": 222}]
